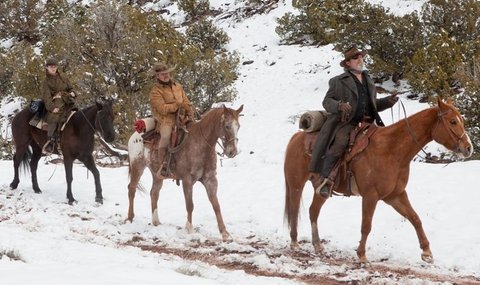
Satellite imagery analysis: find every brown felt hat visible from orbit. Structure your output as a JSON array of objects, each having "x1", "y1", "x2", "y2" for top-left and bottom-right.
[
  {"x1": 152, "y1": 62, "x2": 176, "y2": 74},
  {"x1": 340, "y1": 46, "x2": 367, "y2": 68},
  {"x1": 45, "y1": 57, "x2": 59, "y2": 66}
]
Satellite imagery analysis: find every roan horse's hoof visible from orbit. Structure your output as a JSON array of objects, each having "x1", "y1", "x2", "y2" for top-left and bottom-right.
[{"x1": 221, "y1": 232, "x2": 232, "y2": 242}]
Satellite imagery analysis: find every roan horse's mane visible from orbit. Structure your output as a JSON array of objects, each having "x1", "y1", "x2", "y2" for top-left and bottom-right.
[{"x1": 189, "y1": 107, "x2": 227, "y2": 133}]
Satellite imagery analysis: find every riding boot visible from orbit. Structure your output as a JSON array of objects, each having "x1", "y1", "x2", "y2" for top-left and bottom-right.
[
  {"x1": 315, "y1": 155, "x2": 340, "y2": 198},
  {"x1": 155, "y1": 147, "x2": 168, "y2": 179},
  {"x1": 43, "y1": 123, "x2": 58, "y2": 154}
]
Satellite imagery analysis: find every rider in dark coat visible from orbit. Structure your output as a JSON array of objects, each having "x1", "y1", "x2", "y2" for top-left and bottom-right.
[
  {"x1": 309, "y1": 46, "x2": 398, "y2": 198},
  {"x1": 41, "y1": 57, "x2": 76, "y2": 153}
]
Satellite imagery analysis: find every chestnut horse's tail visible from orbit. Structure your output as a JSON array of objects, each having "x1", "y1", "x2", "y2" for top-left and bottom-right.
[{"x1": 284, "y1": 132, "x2": 310, "y2": 230}]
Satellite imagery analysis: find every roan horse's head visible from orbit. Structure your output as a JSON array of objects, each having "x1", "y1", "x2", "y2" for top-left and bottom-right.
[
  {"x1": 433, "y1": 98, "x2": 473, "y2": 159},
  {"x1": 219, "y1": 104, "x2": 244, "y2": 158},
  {"x1": 95, "y1": 97, "x2": 116, "y2": 143}
]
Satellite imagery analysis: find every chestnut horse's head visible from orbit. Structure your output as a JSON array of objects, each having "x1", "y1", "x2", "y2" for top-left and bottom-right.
[
  {"x1": 219, "y1": 104, "x2": 244, "y2": 158},
  {"x1": 433, "y1": 98, "x2": 473, "y2": 159}
]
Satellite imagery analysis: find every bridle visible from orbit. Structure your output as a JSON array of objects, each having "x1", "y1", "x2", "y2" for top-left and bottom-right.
[
  {"x1": 199, "y1": 117, "x2": 238, "y2": 157},
  {"x1": 402, "y1": 100, "x2": 466, "y2": 159},
  {"x1": 79, "y1": 106, "x2": 108, "y2": 139},
  {"x1": 433, "y1": 108, "x2": 467, "y2": 153}
]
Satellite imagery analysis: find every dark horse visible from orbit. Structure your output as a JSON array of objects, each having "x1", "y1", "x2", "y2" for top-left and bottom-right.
[
  {"x1": 10, "y1": 98, "x2": 116, "y2": 204},
  {"x1": 284, "y1": 98, "x2": 472, "y2": 264},
  {"x1": 127, "y1": 105, "x2": 243, "y2": 241}
]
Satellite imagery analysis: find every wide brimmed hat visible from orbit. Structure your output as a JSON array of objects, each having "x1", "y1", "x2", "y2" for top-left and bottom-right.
[
  {"x1": 152, "y1": 62, "x2": 176, "y2": 74},
  {"x1": 45, "y1": 57, "x2": 59, "y2": 66},
  {"x1": 339, "y1": 46, "x2": 367, "y2": 68}
]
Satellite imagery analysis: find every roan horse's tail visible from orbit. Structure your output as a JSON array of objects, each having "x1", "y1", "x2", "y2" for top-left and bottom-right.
[{"x1": 127, "y1": 131, "x2": 148, "y2": 194}]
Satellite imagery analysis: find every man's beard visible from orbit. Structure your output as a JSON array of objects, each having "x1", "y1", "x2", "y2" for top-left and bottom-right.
[{"x1": 349, "y1": 65, "x2": 363, "y2": 74}]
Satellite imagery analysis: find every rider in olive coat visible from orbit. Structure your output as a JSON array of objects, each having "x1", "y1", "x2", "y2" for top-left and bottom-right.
[
  {"x1": 42, "y1": 57, "x2": 76, "y2": 153},
  {"x1": 309, "y1": 46, "x2": 398, "y2": 198}
]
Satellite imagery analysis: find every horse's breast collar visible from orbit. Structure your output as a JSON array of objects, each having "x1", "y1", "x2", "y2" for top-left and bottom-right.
[{"x1": 60, "y1": 110, "x2": 77, "y2": 131}]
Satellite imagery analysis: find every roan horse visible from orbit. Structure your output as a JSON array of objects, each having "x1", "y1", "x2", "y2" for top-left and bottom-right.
[
  {"x1": 10, "y1": 98, "x2": 116, "y2": 205},
  {"x1": 284, "y1": 98, "x2": 472, "y2": 264},
  {"x1": 127, "y1": 105, "x2": 243, "y2": 241}
]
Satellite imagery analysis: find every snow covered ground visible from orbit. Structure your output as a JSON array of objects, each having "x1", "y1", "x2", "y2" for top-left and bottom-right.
[{"x1": 1, "y1": 0, "x2": 479, "y2": 284}]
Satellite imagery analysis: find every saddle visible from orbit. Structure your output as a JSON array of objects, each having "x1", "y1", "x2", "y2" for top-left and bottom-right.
[
  {"x1": 134, "y1": 113, "x2": 191, "y2": 179},
  {"x1": 305, "y1": 122, "x2": 378, "y2": 196}
]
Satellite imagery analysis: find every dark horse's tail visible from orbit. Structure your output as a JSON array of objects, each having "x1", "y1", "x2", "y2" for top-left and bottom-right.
[{"x1": 19, "y1": 147, "x2": 33, "y2": 173}]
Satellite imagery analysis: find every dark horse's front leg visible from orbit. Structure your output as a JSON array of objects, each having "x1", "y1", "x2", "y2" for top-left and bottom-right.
[
  {"x1": 63, "y1": 156, "x2": 77, "y2": 205},
  {"x1": 79, "y1": 154, "x2": 103, "y2": 204}
]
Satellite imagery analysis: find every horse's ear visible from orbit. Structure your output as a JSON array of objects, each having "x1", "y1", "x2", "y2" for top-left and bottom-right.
[
  {"x1": 236, "y1": 104, "x2": 244, "y2": 115},
  {"x1": 95, "y1": 98, "x2": 104, "y2": 110}
]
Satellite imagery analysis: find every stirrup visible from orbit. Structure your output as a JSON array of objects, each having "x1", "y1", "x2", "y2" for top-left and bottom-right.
[
  {"x1": 315, "y1": 178, "x2": 332, "y2": 198},
  {"x1": 42, "y1": 140, "x2": 54, "y2": 154},
  {"x1": 155, "y1": 163, "x2": 172, "y2": 179}
]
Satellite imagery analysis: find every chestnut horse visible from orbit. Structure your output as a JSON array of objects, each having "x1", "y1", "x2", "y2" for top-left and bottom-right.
[
  {"x1": 284, "y1": 98, "x2": 472, "y2": 264},
  {"x1": 127, "y1": 105, "x2": 243, "y2": 241},
  {"x1": 10, "y1": 98, "x2": 116, "y2": 204}
]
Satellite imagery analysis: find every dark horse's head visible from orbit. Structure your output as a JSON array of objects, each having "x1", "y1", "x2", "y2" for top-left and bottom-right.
[
  {"x1": 94, "y1": 97, "x2": 116, "y2": 143},
  {"x1": 219, "y1": 104, "x2": 244, "y2": 158}
]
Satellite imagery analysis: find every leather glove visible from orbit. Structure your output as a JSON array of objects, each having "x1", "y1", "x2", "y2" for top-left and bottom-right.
[
  {"x1": 178, "y1": 106, "x2": 186, "y2": 116},
  {"x1": 338, "y1": 102, "x2": 352, "y2": 122},
  {"x1": 388, "y1": 93, "x2": 399, "y2": 105}
]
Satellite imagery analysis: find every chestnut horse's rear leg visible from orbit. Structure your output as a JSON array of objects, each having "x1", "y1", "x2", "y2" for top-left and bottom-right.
[
  {"x1": 308, "y1": 192, "x2": 327, "y2": 253},
  {"x1": 384, "y1": 192, "x2": 433, "y2": 263}
]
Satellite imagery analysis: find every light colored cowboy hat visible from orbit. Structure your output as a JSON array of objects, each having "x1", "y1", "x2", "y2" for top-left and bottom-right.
[
  {"x1": 152, "y1": 62, "x2": 176, "y2": 74},
  {"x1": 340, "y1": 46, "x2": 367, "y2": 68}
]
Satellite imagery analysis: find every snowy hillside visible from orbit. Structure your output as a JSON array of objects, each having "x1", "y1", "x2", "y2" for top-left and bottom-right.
[{"x1": 1, "y1": 1, "x2": 479, "y2": 284}]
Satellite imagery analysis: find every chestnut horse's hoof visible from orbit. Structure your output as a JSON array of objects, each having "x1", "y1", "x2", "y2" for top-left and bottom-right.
[{"x1": 421, "y1": 253, "x2": 434, "y2": 263}]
